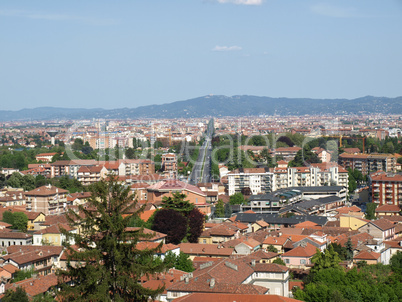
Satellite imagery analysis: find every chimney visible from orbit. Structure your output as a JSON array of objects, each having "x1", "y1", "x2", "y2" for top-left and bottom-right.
[
  {"x1": 210, "y1": 278, "x2": 215, "y2": 288},
  {"x1": 184, "y1": 276, "x2": 189, "y2": 284},
  {"x1": 251, "y1": 260, "x2": 256, "y2": 267}
]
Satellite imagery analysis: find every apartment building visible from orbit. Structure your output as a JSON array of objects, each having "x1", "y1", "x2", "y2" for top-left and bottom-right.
[
  {"x1": 339, "y1": 153, "x2": 396, "y2": 175},
  {"x1": 227, "y1": 168, "x2": 274, "y2": 196},
  {"x1": 77, "y1": 165, "x2": 108, "y2": 185},
  {"x1": 50, "y1": 160, "x2": 97, "y2": 178},
  {"x1": 228, "y1": 164, "x2": 348, "y2": 196},
  {"x1": 272, "y1": 163, "x2": 348, "y2": 192},
  {"x1": 369, "y1": 171, "x2": 402, "y2": 206},
  {"x1": 120, "y1": 159, "x2": 155, "y2": 176},
  {"x1": 25, "y1": 185, "x2": 68, "y2": 215},
  {"x1": 161, "y1": 153, "x2": 177, "y2": 178}
]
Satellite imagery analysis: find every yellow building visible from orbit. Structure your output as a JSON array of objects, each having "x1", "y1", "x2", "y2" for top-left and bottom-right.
[
  {"x1": 340, "y1": 215, "x2": 369, "y2": 231},
  {"x1": 33, "y1": 223, "x2": 76, "y2": 246},
  {"x1": 26, "y1": 212, "x2": 46, "y2": 231}
]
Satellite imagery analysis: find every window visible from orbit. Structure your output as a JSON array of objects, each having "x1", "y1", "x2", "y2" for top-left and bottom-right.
[
  {"x1": 203, "y1": 239, "x2": 206, "y2": 244},
  {"x1": 300, "y1": 259, "x2": 306, "y2": 264},
  {"x1": 285, "y1": 259, "x2": 289, "y2": 264}
]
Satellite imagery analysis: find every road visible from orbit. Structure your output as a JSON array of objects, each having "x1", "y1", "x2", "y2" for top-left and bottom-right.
[{"x1": 189, "y1": 119, "x2": 213, "y2": 185}]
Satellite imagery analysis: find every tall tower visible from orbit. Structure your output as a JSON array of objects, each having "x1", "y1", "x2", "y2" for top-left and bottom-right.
[{"x1": 47, "y1": 130, "x2": 59, "y2": 145}]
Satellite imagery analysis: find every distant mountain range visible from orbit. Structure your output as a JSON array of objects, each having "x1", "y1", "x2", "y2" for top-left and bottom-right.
[{"x1": 1, "y1": 95, "x2": 401, "y2": 121}]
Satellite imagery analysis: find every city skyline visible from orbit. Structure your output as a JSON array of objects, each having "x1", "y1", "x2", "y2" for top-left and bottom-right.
[{"x1": 1, "y1": 0, "x2": 402, "y2": 110}]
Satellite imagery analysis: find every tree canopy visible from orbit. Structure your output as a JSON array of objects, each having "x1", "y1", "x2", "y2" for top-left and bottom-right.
[{"x1": 58, "y1": 176, "x2": 166, "y2": 302}]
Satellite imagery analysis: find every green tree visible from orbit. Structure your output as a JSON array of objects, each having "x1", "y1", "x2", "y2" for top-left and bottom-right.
[
  {"x1": 3, "y1": 211, "x2": 14, "y2": 225},
  {"x1": 125, "y1": 148, "x2": 136, "y2": 159},
  {"x1": 229, "y1": 192, "x2": 246, "y2": 205},
  {"x1": 272, "y1": 258, "x2": 286, "y2": 266},
  {"x1": 12, "y1": 212, "x2": 28, "y2": 232},
  {"x1": 174, "y1": 252, "x2": 194, "y2": 272},
  {"x1": 32, "y1": 292, "x2": 56, "y2": 302},
  {"x1": 310, "y1": 245, "x2": 342, "y2": 275},
  {"x1": 224, "y1": 203, "x2": 232, "y2": 218},
  {"x1": 345, "y1": 238, "x2": 353, "y2": 261},
  {"x1": 2, "y1": 287, "x2": 29, "y2": 302},
  {"x1": 365, "y1": 202, "x2": 378, "y2": 220},
  {"x1": 7, "y1": 172, "x2": 23, "y2": 188},
  {"x1": 390, "y1": 251, "x2": 402, "y2": 275},
  {"x1": 57, "y1": 176, "x2": 166, "y2": 302},
  {"x1": 161, "y1": 192, "x2": 194, "y2": 215},
  {"x1": 289, "y1": 147, "x2": 320, "y2": 167},
  {"x1": 12, "y1": 266, "x2": 34, "y2": 282},
  {"x1": 22, "y1": 174, "x2": 36, "y2": 191},
  {"x1": 267, "y1": 245, "x2": 278, "y2": 253},
  {"x1": 71, "y1": 138, "x2": 84, "y2": 151},
  {"x1": 260, "y1": 148, "x2": 273, "y2": 167},
  {"x1": 214, "y1": 199, "x2": 225, "y2": 218}
]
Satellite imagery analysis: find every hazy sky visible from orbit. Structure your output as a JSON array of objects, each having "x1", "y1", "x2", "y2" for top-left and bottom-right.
[{"x1": 1, "y1": 0, "x2": 402, "y2": 110}]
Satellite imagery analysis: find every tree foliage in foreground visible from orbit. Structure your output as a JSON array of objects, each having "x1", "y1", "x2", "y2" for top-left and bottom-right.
[
  {"x1": 57, "y1": 176, "x2": 166, "y2": 302},
  {"x1": 153, "y1": 192, "x2": 205, "y2": 244},
  {"x1": 294, "y1": 252, "x2": 402, "y2": 302},
  {"x1": 2, "y1": 287, "x2": 29, "y2": 302}
]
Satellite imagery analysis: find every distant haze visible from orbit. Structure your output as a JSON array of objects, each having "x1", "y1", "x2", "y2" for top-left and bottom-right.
[{"x1": 0, "y1": 95, "x2": 400, "y2": 121}]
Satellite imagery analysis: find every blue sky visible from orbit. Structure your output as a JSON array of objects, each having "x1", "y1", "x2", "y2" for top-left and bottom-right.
[{"x1": 1, "y1": 0, "x2": 402, "y2": 110}]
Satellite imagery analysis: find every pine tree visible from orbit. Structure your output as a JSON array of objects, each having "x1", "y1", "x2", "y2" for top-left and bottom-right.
[
  {"x1": 57, "y1": 176, "x2": 166, "y2": 302},
  {"x1": 161, "y1": 192, "x2": 194, "y2": 214}
]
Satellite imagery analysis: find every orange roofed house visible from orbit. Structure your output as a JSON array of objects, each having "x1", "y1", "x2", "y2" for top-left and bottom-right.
[{"x1": 147, "y1": 179, "x2": 210, "y2": 215}]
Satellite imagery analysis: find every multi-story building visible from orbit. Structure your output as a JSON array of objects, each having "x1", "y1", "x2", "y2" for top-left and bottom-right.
[
  {"x1": 339, "y1": 153, "x2": 396, "y2": 175},
  {"x1": 369, "y1": 171, "x2": 402, "y2": 206},
  {"x1": 228, "y1": 164, "x2": 348, "y2": 196},
  {"x1": 25, "y1": 185, "x2": 68, "y2": 215},
  {"x1": 50, "y1": 160, "x2": 97, "y2": 178},
  {"x1": 227, "y1": 168, "x2": 274, "y2": 196},
  {"x1": 120, "y1": 159, "x2": 155, "y2": 176},
  {"x1": 77, "y1": 165, "x2": 108, "y2": 186},
  {"x1": 161, "y1": 153, "x2": 177, "y2": 178}
]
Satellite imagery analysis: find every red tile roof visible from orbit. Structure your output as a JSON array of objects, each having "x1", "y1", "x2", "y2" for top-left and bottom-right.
[
  {"x1": 173, "y1": 293, "x2": 302, "y2": 302},
  {"x1": 281, "y1": 243, "x2": 317, "y2": 258}
]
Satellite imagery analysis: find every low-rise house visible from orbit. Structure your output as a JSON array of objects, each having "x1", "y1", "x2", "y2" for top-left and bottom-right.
[
  {"x1": 166, "y1": 257, "x2": 290, "y2": 300},
  {"x1": 4, "y1": 273, "x2": 58, "y2": 298},
  {"x1": 0, "y1": 264, "x2": 19, "y2": 281},
  {"x1": 375, "y1": 204, "x2": 401, "y2": 217},
  {"x1": 179, "y1": 243, "x2": 234, "y2": 260},
  {"x1": 0, "y1": 191, "x2": 25, "y2": 207},
  {"x1": 358, "y1": 218, "x2": 395, "y2": 241},
  {"x1": 147, "y1": 179, "x2": 210, "y2": 215},
  {"x1": 222, "y1": 238, "x2": 262, "y2": 255},
  {"x1": 172, "y1": 293, "x2": 302, "y2": 302},
  {"x1": 136, "y1": 242, "x2": 180, "y2": 260},
  {"x1": 280, "y1": 242, "x2": 317, "y2": 269},
  {"x1": 33, "y1": 223, "x2": 76, "y2": 246},
  {"x1": 339, "y1": 215, "x2": 369, "y2": 231},
  {"x1": 353, "y1": 250, "x2": 381, "y2": 265},
  {"x1": 2, "y1": 246, "x2": 63, "y2": 275},
  {"x1": 0, "y1": 231, "x2": 33, "y2": 247},
  {"x1": 262, "y1": 237, "x2": 291, "y2": 254},
  {"x1": 26, "y1": 212, "x2": 46, "y2": 231},
  {"x1": 67, "y1": 192, "x2": 92, "y2": 206}
]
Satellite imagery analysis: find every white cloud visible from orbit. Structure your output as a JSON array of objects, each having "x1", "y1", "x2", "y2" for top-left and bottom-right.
[
  {"x1": 0, "y1": 9, "x2": 116, "y2": 25},
  {"x1": 216, "y1": 0, "x2": 263, "y2": 5},
  {"x1": 310, "y1": 3, "x2": 358, "y2": 18},
  {"x1": 212, "y1": 45, "x2": 242, "y2": 51}
]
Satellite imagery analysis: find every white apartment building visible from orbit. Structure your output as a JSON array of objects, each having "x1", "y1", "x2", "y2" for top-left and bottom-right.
[{"x1": 228, "y1": 163, "x2": 348, "y2": 196}]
